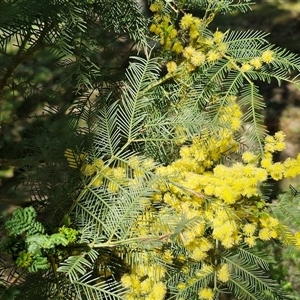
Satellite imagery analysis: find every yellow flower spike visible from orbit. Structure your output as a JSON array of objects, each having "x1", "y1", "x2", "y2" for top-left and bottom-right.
[
  {"x1": 169, "y1": 28, "x2": 177, "y2": 39},
  {"x1": 91, "y1": 175, "x2": 103, "y2": 187},
  {"x1": 261, "y1": 49, "x2": 275, "y2": 63},
  {"x1": 81, "y1": 163, "x2": 96, "y2": 176}
]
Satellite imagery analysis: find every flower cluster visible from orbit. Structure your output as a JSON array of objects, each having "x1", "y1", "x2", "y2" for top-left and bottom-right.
[
  {"x1": 149, "y1": 1, "x2": 228, "y2": 73},
  {"x1": 120, "y1": 99, "x2": 300, "y2": 299}
]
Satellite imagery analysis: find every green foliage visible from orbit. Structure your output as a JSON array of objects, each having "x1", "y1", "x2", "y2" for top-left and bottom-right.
[
  {"x1": 5, "y1": 206, "x2": 45, "y2": 236},
  {"x1": 2, "y1": 0, "x2": 300, "y2": 300}
]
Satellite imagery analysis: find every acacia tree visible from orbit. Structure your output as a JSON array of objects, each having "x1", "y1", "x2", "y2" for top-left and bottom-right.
[{"x1": 1, "y1": 0, "x2": 300, "y2": 299}]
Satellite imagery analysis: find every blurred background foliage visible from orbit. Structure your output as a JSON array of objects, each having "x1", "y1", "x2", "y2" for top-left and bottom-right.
[{"x1": 1, "y1": 0, "x2": 300, "y2": 298}]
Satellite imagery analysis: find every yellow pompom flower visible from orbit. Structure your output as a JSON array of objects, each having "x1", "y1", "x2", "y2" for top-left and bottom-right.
[
  {"x1": 242, "y1": 151, "x2": 258, "y2": 164},
  {"x1": 259, "y1": 228, "x2": 271, "y2": 241},
  {"x1": 240, "y1": 63, "x2": 252, "y2": 72},
  {"x1": 261, "y1": 49, "x2": 275, "y2": 63},
  {"x1": 206, "y1": 50, "x2": 221, "y2": 63},
  {"x1": 166, "y1": 61, "x2": 177, "y2": 73},
  {"x1": 213, "y1": 30, "x2": 224, "y2": 44},
  {"x1": 243, "y1": 223, "x2": 256, "y2": 236},
  {"x1": 217, "y1": 263, "x2": 230, "y2": 283},
  {"x1": 180, "y1": 13, "x2": 194, "y2": 30},
  {"x1": 191, "y1": 247, "x2": 208, "y2": 261},
  {"x1": 189, "y1": 24, "x2": 200, "y2": 40},
  {"x1": 149, "y1": 23, "x2": 157, "y2": 33},
  {"x1": 183, "y1": 46, "x2": 196, "y2": 59},
  {"x1": 150, "y1": 2, "x2": 163, "y2": 12},
  {"x1": 198, "y1": 287, "x2": 214, "y2": 300},
  {"x1": 172, "y1": 41, "x2": 183, "y2": 54},
  {"x1": 245, "y1": 236, "x2": 257, "y2": 247},
  {"x1": 191, "y1": 51, "x2": 206, "y2": 66},
  {"x1": 269, "y1": 162, "x2": 284, "y2": 181},
  {"x1": 250, "y1": 57, "x2": 262, "y2": 69},
  {"x1": 151, "y1": 282, "x2": 167, "y2": 300}
]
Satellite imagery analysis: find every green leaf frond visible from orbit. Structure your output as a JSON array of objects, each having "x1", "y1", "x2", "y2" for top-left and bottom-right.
[
  {"x1": 119, "y1": 55, "x2": 162, "y2": 143},
  {"x1": 74, "y1": 272, "x2": 126, "y2": 300},
  {"x1": 270, "y1": 192, "x2": 300, "y2": 246},
  {"x1": 223, "y1": 249, "x2": 290, "y2": 300},
  {"x1": 57, "y1": 249, "x2": 98, "y2": 283},
  {"x1": 239, "y1": 83, "x2": 267, "y2": 152},
  {"x1": 183, "y1": 0, "x2": 254, "y2": 15},
  {"x1": 225, "y1": 30, "x2": 270, "y2": 56},
  {"x1": 4, "y1": 206, "x2": 44, "y2": 236}
]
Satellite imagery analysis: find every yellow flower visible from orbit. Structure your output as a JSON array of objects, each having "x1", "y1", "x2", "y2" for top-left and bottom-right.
[
  {"x1": 269, "y1": 162, "x2": 284, "y2": 181},
  {"x1": 163, "y1": 250, "x2": 174, "y2": 264},
  {"x1": 191, "y1": 51, "x2": 206, "y2": 66},
  {"x1": 169, "y1": 28, "x2": 177, "y2": 39},
  {"x1": 206, "y1": 50, "x2": 221, "y2": 63},
  {"x1": 217, "y1": 264, "x2": 230, "y2": 283},
  {"x1": 172, "y1": 41, "x2": 183, "y2": 54},
  {"x1": 261, "y1": 49, "x2": 275, "y2": 63},
  {"x1": 140, "y1": 278, "x2": 152, "y2": 294},
  {"x1": 191, "y1": 247, "x2": 208, "y2": 261},
  {"x1": 198, "y1": 287, "x2": 214, "y2": 300},
  {"x1": 166, "y1": 61, "x2": 177, "y2": 73},
  {"x1": 189, "y1": 25, "x2": 199, "y2": 40},
  {"x1": 244, "y1": 236, "x2": 256, "y2": 247},
  {"x1": 242, "y1": 151, "x2": 258, "y2": 164},
  {"x1": 240, "y1": 63, "x2": 252, "y2": 72},
  {"x1": 243, "y1": 223, "x2": 256, "y2": 236},
  {"x1": 150, "y1": 2, "x2": 163, "y2": 12},
  {"x1": 250, "y1": 57, "x2": 262, "y2": 69},
  {"x1": 150, "y1": 23, "x2": 157, "y2": 33},
  {"x1": 183, "y1": 46, "x2": 196, "y2": 59},
  {"x1": 81, "y1": 164, "x2": 96, "y2": 176},
  {"x1": 213, "y1": 30, "x2": 224, "y2": 44},
  {"x1": 218, "y1": 42, "x2": 228, "y2": 53},
  {"x1": 177, "y1": 282, "x2": 186, "y2": 290},
  {"x1": 180, "y1": 13, "x2": 194, "y2": 30},
  {"x1": 91, "y1": 175, "x2": 103, "y2": 187},
  {"x1": 151, "y1": 282, "x2": 167, "y2": 300},
  {"x1": 259, "y1": 228, "x2": 271, "y2": 241}
]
